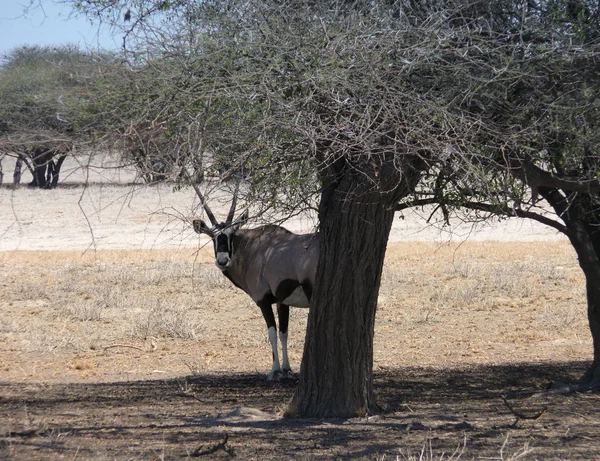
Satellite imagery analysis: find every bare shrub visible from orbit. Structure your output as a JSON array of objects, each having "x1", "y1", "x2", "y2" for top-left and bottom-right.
[
  {"x1": 451, "y1": 261, "x2": 532, "y2": 299},
  {"x1": 128, "y1": 300, "x2": 203, "y2": 340},
  {"x1": 429, "y1": 282, "x2": 480, "y2": 309},
  {"x1": 91, "y1": 286, "x2": 131, "y2": 310},
  {"x1": 380, "y1": 265, "x2": 413, "y2": 287},
  {"x1": 540, "y1": 305, "x2": 580, "y2": 330},
  {"x1": 92, "y1": 260, "x2": 190, "y2": 287},
  {"x1": 490, "y1": 264, "x2": 532, "y2": 298},
  {"x1": 27, "y1": 328, "x2": 77, "y2": 352},
  {"x1": 394, "y1": 433, "x2": 535, "y2": 461},
  {"x1": 134, "y1": 261, "x2": 188, "y2": 285},
  {"x1": 531, "y1": 261, "x2": 569, "y2": 282},
  {"x1": 54, "y1": 285, "x2": 138, "y2": 321},
  {"x1": 101, "y1": 264, "x2": 136, "y2": 284},
  {"x1": 451, "y1": 261, "x2": 479, "y2": 280},
  {"x1": 17, "y1": 281, "x2": 49, "y2": 301},
  {"x1": 194, "y1": 264, "x2": 232, "y2": 289},
  {"x1": 57, "y1": 301, "x2": 104, "y2": 322}
]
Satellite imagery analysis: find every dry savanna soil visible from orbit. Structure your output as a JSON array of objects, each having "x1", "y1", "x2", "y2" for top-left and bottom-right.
[{"x1": 2, "y1": 242, "x2": 600, "y2": 459}]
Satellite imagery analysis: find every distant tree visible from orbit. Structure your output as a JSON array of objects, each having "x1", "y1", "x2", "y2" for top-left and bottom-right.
[{"x1": 0, "y1": 45, "x2": 109, "y2": 188}]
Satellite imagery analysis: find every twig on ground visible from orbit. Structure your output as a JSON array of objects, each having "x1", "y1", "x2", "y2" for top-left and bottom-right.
[
  {"x1": 103, "y1": 344, "x2": 145, "y2": 351},
  {"x1": 191, "y1": 433, "x2": 234, "y2": 457},
  {"x1": 502, "y1": 395, "x2": 547, "y2": 427}
]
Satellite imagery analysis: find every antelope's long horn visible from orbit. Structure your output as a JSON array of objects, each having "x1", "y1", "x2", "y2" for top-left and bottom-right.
[
  {"x1": 226, "y1": 181, "x2": 240, "y2": 224},
  {"x1": 202, "y1": 200, "x2": 218, "y2": 227},
  {"x1": 185, "y1": 170, "x2": 218, "y2": 226}
]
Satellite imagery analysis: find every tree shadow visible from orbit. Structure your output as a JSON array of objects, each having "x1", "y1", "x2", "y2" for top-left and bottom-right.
[{"x1": 1, "y1": 361, "x2": 597, "y2": 459}]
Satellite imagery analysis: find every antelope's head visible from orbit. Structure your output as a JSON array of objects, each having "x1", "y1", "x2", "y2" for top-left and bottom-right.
[
  {"x1": 192, "y1": 185, "x2": 248, "y2": 270},
  {"x1": 193, "y1": 209, "x2": 249, "y2": 270}
]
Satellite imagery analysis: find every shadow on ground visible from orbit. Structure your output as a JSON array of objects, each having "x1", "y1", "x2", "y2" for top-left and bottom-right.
[{"x1": 1, "y1": 362, "x2": 599, "y2": 459}]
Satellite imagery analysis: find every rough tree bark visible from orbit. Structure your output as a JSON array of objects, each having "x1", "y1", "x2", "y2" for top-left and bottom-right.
[
  {"x1": 542, "y1": 188, "x2": 600, "y2": 389},
  {"x1": 572, "y1": 229, "x2": 600, "y2": 389},
  {"x1": 48, "y1": 153, "x2": 67, "y2": 189},
  {"x1": 30, "y1": 149, "x2": 52, "y2": 189},
  {"x1": 25, "y1": 149, "x2": 68, "y2": 189},
  {"x1": 287, "y1": 156, "x2": 423, "y2": 418},
  {"x1": 13, "y1": 156, "x2": 23, "y2": 188}
]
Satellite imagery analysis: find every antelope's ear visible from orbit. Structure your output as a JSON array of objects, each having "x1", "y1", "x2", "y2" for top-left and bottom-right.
[{"x1": 193, "y1": 219, "x2": 212, "y2": 236}]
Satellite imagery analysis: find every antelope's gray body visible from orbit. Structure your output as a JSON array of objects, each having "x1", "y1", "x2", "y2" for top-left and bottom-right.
[{"x1": 194, "y1": 209, "x2": 318, "y2": 380}]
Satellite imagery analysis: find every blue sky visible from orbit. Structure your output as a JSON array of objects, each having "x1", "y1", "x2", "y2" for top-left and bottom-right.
[{"x1": 0, "y1": 1, "x2": 118, "y2": 56}]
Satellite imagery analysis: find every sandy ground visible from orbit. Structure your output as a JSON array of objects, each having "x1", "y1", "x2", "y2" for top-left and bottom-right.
[{"x1": 0, "y1": 154, "x2": 565, "y2": 252}]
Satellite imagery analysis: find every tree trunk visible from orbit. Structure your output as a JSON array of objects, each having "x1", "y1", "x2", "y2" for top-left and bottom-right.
[
  {"x1": 49, "y1": 153, "x2": 67, "y2": 188},
  {"x1": 287, "y1": 157, "x2": 421, "y2": 418},
  {"x1": 564, "y1": 221, "x2": 600, "y2": 388},
  {"x1": 542, "y1": 188, "x2": 600, "y2": 389},
  {"x1": 13, "y1": 156, "x2": 23, "y2": 188},
  {"x1": 580, "y1": 267, "x2": 600, "y2": 388},
  {"x1": 30, "y1": 149, "x2": 51, "y2": 189}
]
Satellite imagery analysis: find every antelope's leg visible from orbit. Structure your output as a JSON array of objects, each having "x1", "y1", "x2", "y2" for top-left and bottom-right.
[
  {"x1": 258, "y1": 300, "x2": 281, "y2": 381},
  {"x1": 277, "y1": 303, "x2": 291, "y2": 375}
]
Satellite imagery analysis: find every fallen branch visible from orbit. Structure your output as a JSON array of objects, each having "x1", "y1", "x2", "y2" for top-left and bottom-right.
[
  {"x1": 191, "y1": 433, "x2": 234, "y2": 457},
  {"x1": 103, "y1": 344, "x2": 145, "y2": 352},
  {"x1": 502, "y1": 395, "x2": 547, "y2": 427}
]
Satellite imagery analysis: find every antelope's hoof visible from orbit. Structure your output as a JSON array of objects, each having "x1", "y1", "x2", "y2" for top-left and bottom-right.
[
  {"x1": 267, "y1": 370, "x2": 282, "y2": 382},
  {"x1": 281, "y1": 368, "x2": 293, "y2": 379}
]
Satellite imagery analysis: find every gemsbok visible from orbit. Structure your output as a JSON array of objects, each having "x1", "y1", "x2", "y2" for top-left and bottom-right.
[{"x1": 193, "y1": 196, "x2": 318, "y2": 381}]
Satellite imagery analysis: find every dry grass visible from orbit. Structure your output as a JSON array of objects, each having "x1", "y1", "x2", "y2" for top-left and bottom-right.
[
  {"x1": 0, "y1": 242, "x2": 597, "y2": 460},
  {"x1": 0, "y1": 240, "x2": 589, "y2": 383},
  {"x1": 127, "y1": 299, "x2": 204, "y2": 340}
]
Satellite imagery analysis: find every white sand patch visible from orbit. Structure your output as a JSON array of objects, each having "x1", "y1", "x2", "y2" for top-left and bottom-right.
[{"x1": 0, "y1": 154, "x2": 565, "y2": 251}]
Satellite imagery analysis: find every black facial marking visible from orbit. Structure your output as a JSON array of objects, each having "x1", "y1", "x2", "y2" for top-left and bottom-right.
[{"x1": 215, "y1": 233, "x2": 229, "y2": 255}]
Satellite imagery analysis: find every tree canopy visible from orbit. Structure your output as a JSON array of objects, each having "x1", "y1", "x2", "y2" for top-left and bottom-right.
[
  {"x1": 0, "y1": 44, "x2": 115, "y2": 187},
  {"x1": 0, "y1": 44, "x2": 108, "y2": 141}
]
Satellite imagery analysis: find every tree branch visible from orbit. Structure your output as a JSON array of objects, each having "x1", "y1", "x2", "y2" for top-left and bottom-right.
[
  {"x1": 511, "y1": 158, "x2": 600, "y2": 195},
  {"x1": 396, "y1": 197, "x2": 570, "y2": 236}
]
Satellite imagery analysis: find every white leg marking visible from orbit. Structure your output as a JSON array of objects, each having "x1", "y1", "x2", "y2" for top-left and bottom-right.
[
  {"x1": 280, "y1": 331, "x2": 291, "y2": 375},
  {"x1": 267, "y1": 326, "x2": 281, "y2": 381}
]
